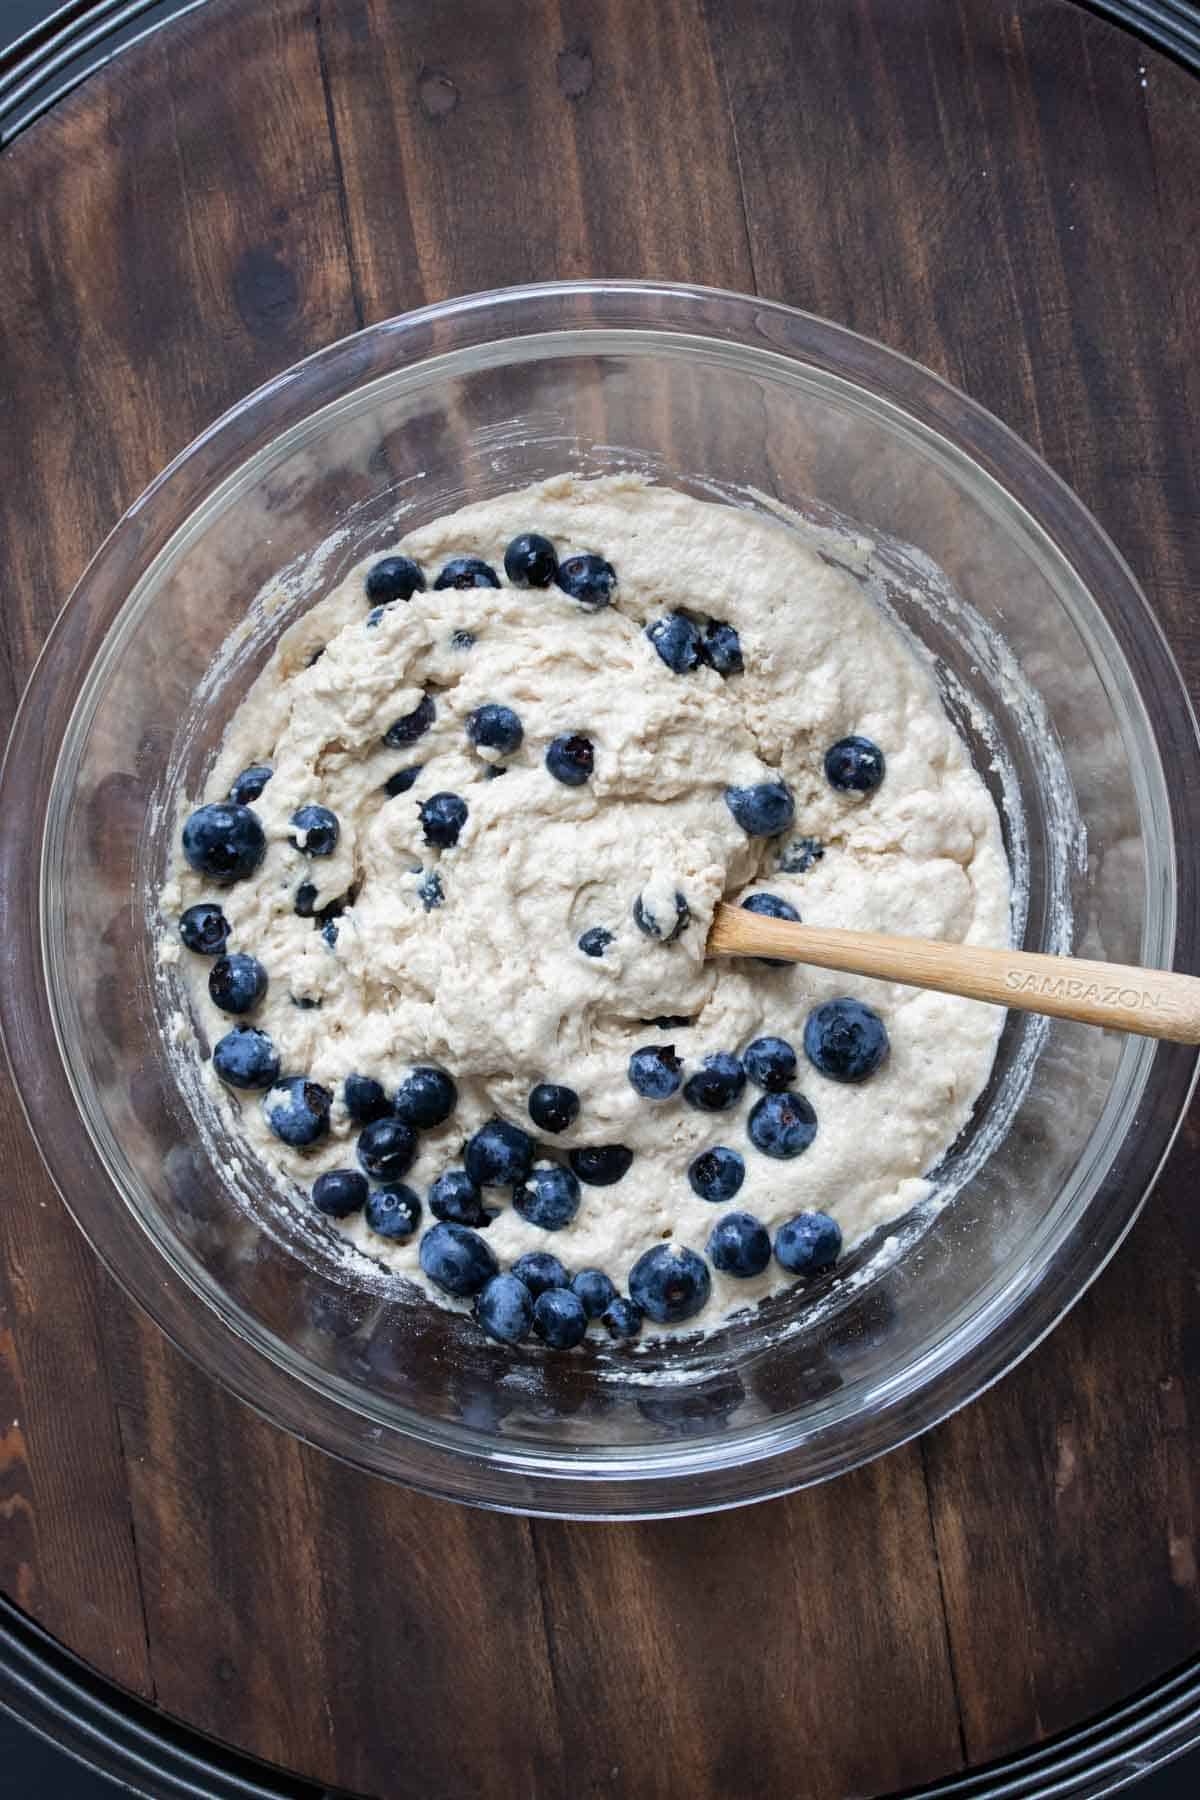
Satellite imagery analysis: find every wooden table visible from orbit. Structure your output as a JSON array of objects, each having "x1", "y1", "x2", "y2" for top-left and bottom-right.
[{"x1": 2, "y1": 2, "x2": 1199, "y2": 1794}]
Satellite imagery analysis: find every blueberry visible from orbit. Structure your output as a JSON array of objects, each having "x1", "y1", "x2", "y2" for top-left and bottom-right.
[
  {"x1": 700, "y1": 620, "x2": 743, "y2": 676},
  {"x1": 504, "y1": 533, "x2": 558, "y2": 588},
  {"x1": 682, "y1": 1053, "x2": 745, "y2": 1113},
  {"x1": 321, "y1": 920, "x2": 339, "y2": 948},
  {"x1": 628, "y1": 1245, "x2": 711, "y2": 1324},
  {"x1": 533, "y1": 1288, "x2": 587, "y2": 1348},
  {"x1": 514, "y1": 1163, "x2": 581, "y2": 1230},
  {"x1": 569, "y1": 1144, "x2": 633, "y2": 1186},
  {"x1": 419, "y1": 792, "x2": 468, "y2": 848},
  {"x1": 687, "y1": 1146, "x2": 745, "y2": 1202},
  {"x1": 741, "y1": 891, "x2": 801, "y2": 965},
  {"x1": 383, "y1": 693, "x2": 436, "y2": 748},
  {"x1": 290, "y1": 994, "x2": 321, "y2": 1011},
  {"x1": 182, "y1": 803, "x2": 266, "y2": 883},
  {"x1": 555, "y1": 553, "x2": 615, "y2": 608},
  {"x1": 825, "y1": 735, "x2": 885, "y2": 794},
  {"x1": 578, "y1": 926, "x2": 613, "y2": 958},
  {"x1": 527, "y1": 1083, "x2": 580, "y2": 1135},
  {"x1": 775, "y1": 1211, "x2": 842, "y2": 1276},
  {"x1": 208, "y1": 952, "x2": 268, "y2": 1015},
  {"x1": 572, "y1": 1267, "x2": 617, "y2": 1318},
  {"x1": 212, "y1": 1026, "x2": 279, "y2": 1090},
  {"x1": 365, "y1": 555, "x2": 425, "y2": 604},
  {"x1": 420, "y1": 1221, "x2": 498, "y2": 1296},
  {"x1": 451, "y1": 630, "x2": 476, "y2": 651},
  {"x1": 295, "y1": 882, "x2": 319, "y2": 917},
  {"x1": 228, "y1": 764, "x2": 273, "y2": 805},
  {"x1": 384, "y1": 764, "x2": 423, "y2": 797},
  {"x1": 778, "y1": 835, "x2": 824, "y2": 875},
  {"x1": 264, "y1": 1076, "x2": 332, "y2": 1148},
  {"x1": 707, "y1": 1211, "x2": 771, "y2": 1278},
  {"x1": 633, "y1": 889, "x2": 689, "y2": 942},
  {"x1": 465, "y1": 1118, "x2": 535, "y2": 1187},
  {"x1": 343, "y1": 1073, "x2": 391, "y2": 1124},
  {"x1": 429, "y1": 1169, "x2": 491, "y2": 1227},
  {"x1": 724, "y1": 782, "x2": 795, "y2": 838},
  {"x1": 803, "y1": 998, "x2": 889, "y2": 1083},
  {"x1": 747, "y1": 1090, "x2": 818, "y2": 1159},
  {"x1": 393, "y1": 1066, "x2": 457, "y2": 1129},
  {"x1": 313, "y1": 1169, "x2": 368, "y2": 1218},
  {"x1": 467, "y1": 704, "x2": 523, "y2": 754},
  {"x1": 743, "y1": 1036, "x2": 797, "y2": 1092},
  {"x1": 418, "y1": 871, "x2": 444, "y2": 910},
  {"x1": 289, "y1": 804, "x2": 339, "y2": 857},
  {"x1": 648, "y1": 1014, "x2": 693, "y2": 1030},
  {"x1": 356, "y1": 1116, "x2": 418, "y2": 1181},
  {"x1": 511, "y1": 1251, "x2": 569, "y2": 1297},
  {"x1": 366, "y1": 607, "x2": 386, "y2": 628},
  {"x1": 433, "y1": 557, "x2": 500, "y2": 590},
  {"x1": 475, "y1": 1273, "x2": 534, "y2": 1343},
  {"x1": 365, "y1": 1182, "x2": 422, "y2": 1240},
  {"x1": 178, "y1": 902, "x2": 229, "y2": 955},
  {"x1": 545, "y1": 733, "x2": 594, "y2": 786},
  {"x1": 602, "y1": 1296, "x2": 644, "y2": 1340},
  {"x1": 646, "y1": 612, "x2": 702, "y2": 673},
  {"x1": 628, "y1": 1044, "x2": 683, "y2": 1100}
]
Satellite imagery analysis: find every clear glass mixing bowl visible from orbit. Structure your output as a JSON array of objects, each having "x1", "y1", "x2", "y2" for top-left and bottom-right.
[{"x1": 2, "y1": 281, "x2": 1197, "y2": 1517}]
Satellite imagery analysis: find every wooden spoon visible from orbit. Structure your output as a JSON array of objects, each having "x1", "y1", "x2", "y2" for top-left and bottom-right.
[{"x1": 707, "y1": 903, "x2": 1200, "y2": 1045}]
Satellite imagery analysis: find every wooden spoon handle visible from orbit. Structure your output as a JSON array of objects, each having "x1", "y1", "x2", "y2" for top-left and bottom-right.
[{"x1": 707, "y1": 903, "x2": 1200, "y2": 1045}]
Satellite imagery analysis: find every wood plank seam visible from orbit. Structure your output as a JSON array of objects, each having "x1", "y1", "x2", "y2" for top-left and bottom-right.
[{"x1": 313, "y1": 0, "x2": 366, "y2": 332}]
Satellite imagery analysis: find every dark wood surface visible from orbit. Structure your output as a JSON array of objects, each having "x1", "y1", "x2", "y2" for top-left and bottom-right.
[{"x1": 1, "y1": 2, "x2": 1198, "y2": 1794}]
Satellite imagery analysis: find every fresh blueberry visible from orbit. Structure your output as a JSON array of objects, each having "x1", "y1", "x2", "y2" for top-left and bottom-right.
[
  {"x1": 628, "y1": 1045, "x2": 683, "y2": 1100},
  {"x1": 365, "y1": 1183, "x2": 422, "y2": 1240},
  {"x1": 465, "y1": 1118, "x2": 535, "y2": 1187},
  {"x1": 366, "y1": 607, "x2": 386, "y2": 628},
  {"x1": 264, "y1": 1077, "x2": 332, "y2": 1149},
  {"x1": 578, "y1": 926, "x2": 613, "y2": 958},
  {"x1": 178, "y1": 902, "x2": 229, "y2": 955},
  {"x1": 383, "y1": 693, "x2": 436, "y2": 747},
  {"x1": 724, "y1": 782, "x2": 795, "y2": 838},
  {"x1": 545, "y1": 733, "x2": 594, "y2": 786},
  {"x1": 700, "y1": 620, "x2": 743, "y2": 676},
  {"x1": 602, "y1": 1296, "x2": 644, "y2": 1341},
  {"x1": 504, "y1": 533, "x2": 558, "y2": 588},
  {"x1": 572, "y1": 1267, "x2": 617, "y2": 1318},
  {"x1": 741, "y1": 891, "x2": 801, "y2": 965},
  {"x1": 295, "y1": 882, "x2": 319, "y2": 917},
  {"x1": 182, "y1": 803, "x2": 266, "y2": 882},
  {"x1": 343, "y1": 1073, "x2": 391, "y2": 1124},
  {"x1": 633, "y1": 889, "x2": 689, "y2": 942},
  {"x1": 528, "y1": 1083, "x2": 580, "y2": 1135},
  {"x1": 429, "y1": 1168, "x2": 490, "y2": 1226},
  {"x1": 514, "y1": 1163, "x2": 581, "y2": 1230},
  {"x1": 420, "y1": 1222, "x2": 498, "y2": 1297},
  {"x1": 208, "y1": 952, "x2": 268, "y2": 1015},
  {"x1": 467, "y1": 704, "x2": 523, "y2": 754},
  {"x1": 384, "y1": 764, "x2": 423, "y2": 797},
  {"x1": 568, "y1": 1144, "x2": 634, "y2": 1186},
  {"x1": 365, "y1": 555, "x2": 425, "y2": 604},
  {"x1": 743, "y1": 1036, "x2": 797, "y2": 1092},
  {"x1": 393, "y1": 1066, "x2": 457, "y2": 1129},
  {"x1": 555, "y1": 553, "x2": 615, "y2": 608},
  {"x1": 321, "y1": 920, "x2": 339, "y2": 948},
  {"x1": 646, "y1": 612, "x2": 702, "y2": 673},
  {"x1": 289, "y1": 804, "x2": 339, "y2": 857},
  {"x1": 778, "y1": 835, "x2": 824, "y2": 874},
  {"x1": 475, "y1": 1273, "x2": 534, "y2": 1343},
  {"x1": 212, "y1": 1026, "x2": 279, "y2": 1090},
  {"x1": 825, "y1": 735, "x2": 885, "y2": 794},
  {"x1": 533, "y1": 1288, "x2": 588, "y2": 1349},
  {"x1": 418, "y1": 871, "x2": 444, "y2": 910},
  {"x1": 451, "y1": 630, "x2": 476, "y2": 651},
  {"x1": 228, "y1": 763, "x2": 273, "y2": 805},
  {"x1": 511, "y1": 1251, "x2": 569, "y2": 1297},
  {"x1": 687, "y1": 1146, "x2": 745, "y2": 1203},
  {"x1": 682, "y1": 1053, "x2": 745, "y2": 1113},
  {"x1": 707, "y1": 1211, "x2": 771, "y2": 1278},
  {"x1": 419, "y1": 792, "x2": 468, "y2": 848},
  {"x1": 313, "y1": 1169, "x2": 368, "y2": 1218},
  {"x1": 433, "y1": 557, "x2": 500, "y2": 590},
  {"x1": 775, "y1": 1211, "x2": 843, "y2": 1276},
  {"x1": 747, "y1": 1090, "x2": 818, "y2": 1159},
  {"x1": 628, "y1": 1245, "x2": 711, "y2": 1324},
  {"x1": 356, "y1": 1116, "x2": 418, "y2": 1181},
  {"x1": 803, "y1": 998, "x2": 889, "y2": 1083}
]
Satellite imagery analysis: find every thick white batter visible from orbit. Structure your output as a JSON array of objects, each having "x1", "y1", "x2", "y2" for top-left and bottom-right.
[{"x1": 160, "y1": 474, "x2": 1010, "y2": 1334}]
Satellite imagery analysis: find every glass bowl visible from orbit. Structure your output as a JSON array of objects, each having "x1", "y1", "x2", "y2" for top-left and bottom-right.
[{"x1": 2, "y1": 281, "x2": 1198, "y2": 1518}]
